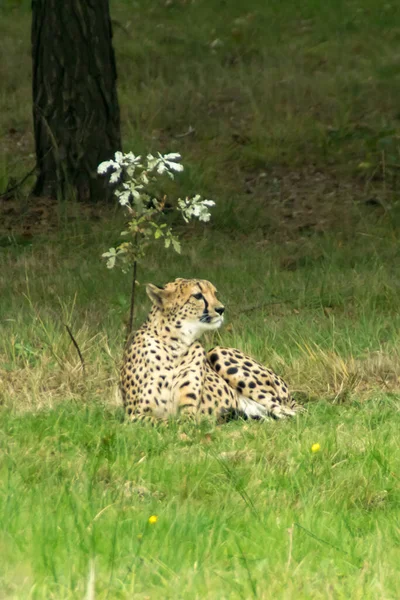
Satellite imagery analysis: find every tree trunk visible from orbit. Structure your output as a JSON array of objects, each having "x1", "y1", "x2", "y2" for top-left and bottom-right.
[{"x1": 31, "y1": 0, "x2": 121, "y2": 201}]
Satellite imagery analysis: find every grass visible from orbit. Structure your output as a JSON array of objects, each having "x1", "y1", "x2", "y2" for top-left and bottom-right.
[
  {"x1": 1, "y1": 0, "x2": 400, "y2": 597},
  {"x1": 1, "y1": 398, "x2": 400, "y2": 598},
  {"x1": 1, "y1": 220, "x2": 400, "y2": 598},
  {"x1": 2, "y1": 0, "x2": 400, "y2": 200},
  {"x1": 2, "y1": 215, "x2": 400, "y2": 409}
]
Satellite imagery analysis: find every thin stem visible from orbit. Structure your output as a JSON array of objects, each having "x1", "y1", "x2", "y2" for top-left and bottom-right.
[
  {"x1": 127, "y1": 231, "x2": 140, "y2": 340},
  {"x1": 128, "y1": 259, "x2": 137, "y2": 339}
]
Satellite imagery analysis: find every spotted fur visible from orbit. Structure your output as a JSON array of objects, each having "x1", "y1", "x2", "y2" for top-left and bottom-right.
[{"x1": 120, "y1": 278, "x2": 300, "y2": 423}]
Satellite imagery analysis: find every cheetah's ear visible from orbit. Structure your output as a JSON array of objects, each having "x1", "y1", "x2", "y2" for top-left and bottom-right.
[{"x1": 146, "y1": 283, "x2": 167, "y2": 308}]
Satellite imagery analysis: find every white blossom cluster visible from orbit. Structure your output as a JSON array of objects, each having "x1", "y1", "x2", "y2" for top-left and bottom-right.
[
  {"x1": 98, "y1": 151, "x2": 183, "y2": 183},
  {"x1": 97, "y1": 151, "x2": 215, "y2": 222},
  {"x1": 177, "y1": 194, "x2": 215, "y2": 223}
]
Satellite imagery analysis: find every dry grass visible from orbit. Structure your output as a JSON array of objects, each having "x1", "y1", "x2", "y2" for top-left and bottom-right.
[
  {"x1": 2, "y1": 220, "x2": 400, "y2": 412},
  {"x1": 289, "y1": 344, "x2": 400, "y2": 403}
]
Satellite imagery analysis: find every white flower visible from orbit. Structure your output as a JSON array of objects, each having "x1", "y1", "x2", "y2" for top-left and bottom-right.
[
  {"x1": 146, "y1": 152, "x2": 183, "y2": 179},
  {"x1": 115, "y1": 189, "x2": 131, "y2": 206},
  {"x1": 122, "y1": 154, "x2": 143, "y2": 175},
  {"x1": 98, "y1": 150, "x2": 215, "y2": 225},
  {"x1": 177, "y1": 195, "x2": 215, "y2": 223},
  {"x1": 163, "y1": 153, "x2": 184, "y2": 174},
  {"x1": 131, "y1": 186, "x2": 144, "y2": 200},
  {"x1": 139, "y1": 171, "x2": 149, "y2": 185},
  {"x1": 163, "y1": 152, "x2": 183, "y2": 168},
  {"x1": 109, "y1": 168, "x2": 122, "y2": 183},
  {"x1": 123, "y1": 152, "x2": 142, "y2": 164},
  {"x1": 97, "y1": 159, "x2": 118, "y2": 174},
  {"x1": 97, "y1": 156, "x2": 122, "y2": 183},
  {"x1": 98, "y1": 152, "x2": 143, "y2": 182}
]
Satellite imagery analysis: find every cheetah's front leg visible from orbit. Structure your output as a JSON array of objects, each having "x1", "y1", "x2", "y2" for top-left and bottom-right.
[
  {"x1": 171, "y1": 343, "x2": 239, "y2": 422},
  {"x1": 207, "y1": 347, "x2": 298, "y2": 420},
  {"x1": 171, "y1": 342, "x2": 207, "y2": 420}
]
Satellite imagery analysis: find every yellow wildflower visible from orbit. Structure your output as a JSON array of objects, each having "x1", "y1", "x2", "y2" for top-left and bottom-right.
[
  {"x1": 148, "y1": 515, "x2": 158, "y2": 525},
  {"x1": 311, "y1": 443, "x2": 321, "y2": 453}
]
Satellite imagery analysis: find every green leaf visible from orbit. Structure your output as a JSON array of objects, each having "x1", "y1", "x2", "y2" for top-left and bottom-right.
[
  {"x1": 105, "y1": 255, "x2": 116, "y2": 269},
  {"x1": 102, "y1": 247, "x2": 117, "y2": 268},
  {"x1": 172, "y1": 238, "x2": 181, "y2": 254}
]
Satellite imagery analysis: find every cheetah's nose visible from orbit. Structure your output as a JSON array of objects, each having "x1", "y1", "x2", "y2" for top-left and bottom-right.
[{"x1": 215, "y1": 306, "x2": 225, "y2": 315}]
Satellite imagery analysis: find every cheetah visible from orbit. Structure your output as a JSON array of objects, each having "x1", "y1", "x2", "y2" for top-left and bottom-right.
[{"x1": 120, "y1": 278, "x2": 300, "y2": 424}]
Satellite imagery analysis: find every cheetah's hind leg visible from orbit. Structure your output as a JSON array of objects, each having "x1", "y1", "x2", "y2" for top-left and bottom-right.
[{"x1": 207, "y1": 346, "x2": 299, "y2": 420}]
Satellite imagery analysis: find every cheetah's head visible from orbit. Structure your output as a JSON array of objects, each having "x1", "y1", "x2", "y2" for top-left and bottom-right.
[{"x1": 146, "y1": 278, "x2": 225, "y2": 342}]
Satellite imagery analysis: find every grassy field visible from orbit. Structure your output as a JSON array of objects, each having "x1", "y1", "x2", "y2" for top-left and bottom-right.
[
  {"x1": 1, "y1": 225, "x2": 400, "y2": 598},
  {"x1": 2, "y1": 0, "x2": 400, "y2": 205},
  {"x1": 1, "y1": 0, "x2": 400, "y2": 598}
]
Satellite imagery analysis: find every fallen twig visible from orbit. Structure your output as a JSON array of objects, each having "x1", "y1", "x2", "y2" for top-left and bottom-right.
[
  {"x1": 175, "y1": 125, "x2": 196, "y2": 138},
  {"x1": 65, "y1": 324, "x2": 85, "y2": 373},
  {"x1": 0, "y1": 164, "x2": 37, "y2": 199}
]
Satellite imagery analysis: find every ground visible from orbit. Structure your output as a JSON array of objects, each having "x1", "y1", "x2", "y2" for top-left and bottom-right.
[
  {"x1": 1, "y1": 0, "x2": 400, "y2": 598},
  {"x1": 1, "y1": 227, "x2": 400, "y2": 598}
]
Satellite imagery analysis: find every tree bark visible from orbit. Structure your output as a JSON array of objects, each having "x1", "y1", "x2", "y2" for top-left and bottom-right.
[{"x1": 31, "y1": 0, "x2": 121, "y2": 201}]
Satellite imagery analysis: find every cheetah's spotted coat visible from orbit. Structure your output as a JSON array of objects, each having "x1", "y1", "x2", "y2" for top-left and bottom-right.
[{"x1": 120, "y1": 278, "x2": 299, "y2": 423}]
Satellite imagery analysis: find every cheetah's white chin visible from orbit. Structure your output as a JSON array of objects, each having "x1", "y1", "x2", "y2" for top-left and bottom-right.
[
  {"x1": 200, "y1": 317, "x2": 224, "y2": 333},
  {"x1": 209, "y1": 316, "x2": 224, "y2": 329},
  {"x1": 181, "y1": 316, "x2": 224, "y2": 344}
]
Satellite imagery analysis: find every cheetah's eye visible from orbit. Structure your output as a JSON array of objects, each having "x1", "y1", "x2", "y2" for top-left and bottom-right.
[{"x1": 192, "y1": 293, "x2": 203, "y2": 300}]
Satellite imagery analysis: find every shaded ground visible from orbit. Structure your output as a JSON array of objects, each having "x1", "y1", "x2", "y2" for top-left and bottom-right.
[
  {"x1": 0, "y1": 165, "x2": 392, "y2": 242},
  {"x1": 2, "y1": 0, "x2": 400, "y2": 240}
]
